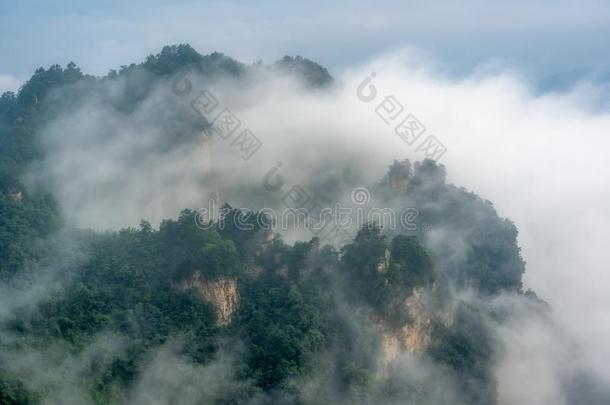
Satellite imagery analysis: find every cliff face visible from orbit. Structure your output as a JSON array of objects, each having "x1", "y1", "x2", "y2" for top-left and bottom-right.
[
  {"x1": 7, "y1": 191, "x2": 22, "y2": 202},
  {"x1": 176, "y1": 272, "x2": 239, "y2": 326},
  {"x1": 376, "y1": 249, "x2": 432, "y2": 364},
  {"x1": 378, "y1": 288, "x2": 436, "y2": 366},
  {"x1": 377, "y1": 248, "x2": 391, "y2": 273}
]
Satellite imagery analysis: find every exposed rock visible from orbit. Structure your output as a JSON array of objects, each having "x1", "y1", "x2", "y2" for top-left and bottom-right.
[
  {"x1": 8, "y1": 191, "x2": 22, "y2": 202},
  {"x1": 252, "y1": 230, "x2": 277, "y2": 257},
  {"x1": 381, "y1": 332, "x2": 401, "y2": 364},
  {"x1": 377, "y1": 288, "x2": 436, "y2": 368},
  {"x1": 383, "y1": 159, "x2": 411, "y2": 191},
  {"x1": 377, "y1": 248, "x2": 391, "y2": 273},
  {"x1": 175, "y1": 272, "x2": 239, "y2": 326}
]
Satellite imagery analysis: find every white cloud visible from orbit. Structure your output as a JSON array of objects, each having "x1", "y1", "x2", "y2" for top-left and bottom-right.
[
  {"x1": 337, "y1": 51, "x2": 610, "y2": 403},
  {"x1": 0, "y1": 73, "x2": 21, "y2": 94}
]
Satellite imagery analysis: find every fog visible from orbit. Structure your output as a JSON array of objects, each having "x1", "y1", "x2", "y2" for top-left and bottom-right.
[{"x1": 8, "y1": 48, "x2": 609, "y2": 403}]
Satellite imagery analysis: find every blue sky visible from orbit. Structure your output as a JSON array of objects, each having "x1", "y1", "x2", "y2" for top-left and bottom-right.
[{"x1": 2, "y1": 0, "x2": 610, "y2": 91}]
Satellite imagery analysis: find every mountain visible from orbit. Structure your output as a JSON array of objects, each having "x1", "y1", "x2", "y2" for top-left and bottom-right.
[{"x1": 0, "y1": 45, "x2": 546, "y2": 404}]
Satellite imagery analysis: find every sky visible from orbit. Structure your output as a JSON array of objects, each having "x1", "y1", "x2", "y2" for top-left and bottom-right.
[{"x1": 2, "y1": 0, "x2": 610, "y2": 93}]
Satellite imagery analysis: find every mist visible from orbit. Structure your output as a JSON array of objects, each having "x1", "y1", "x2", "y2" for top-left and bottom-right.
[{"x1": 0, "y1": 45, "x2": 606, "y2": 403}]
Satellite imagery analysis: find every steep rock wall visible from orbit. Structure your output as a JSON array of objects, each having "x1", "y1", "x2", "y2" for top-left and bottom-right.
[
  {"x1": 378, "y1": 288, "x2": 436, "y2": 367},
  {"x1": 176, "y1": 272, "x2": 239, "y2": 326}
]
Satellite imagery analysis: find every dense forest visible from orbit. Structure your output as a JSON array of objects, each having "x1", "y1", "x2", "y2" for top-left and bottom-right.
[{"x1": 0, "y1": 45, "x2": 543, "y2": 404}]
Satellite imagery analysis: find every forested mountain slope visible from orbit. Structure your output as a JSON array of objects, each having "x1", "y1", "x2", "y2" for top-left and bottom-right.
[{"x1": 0, "y1": 45, "x2": 544, "y2": 405}]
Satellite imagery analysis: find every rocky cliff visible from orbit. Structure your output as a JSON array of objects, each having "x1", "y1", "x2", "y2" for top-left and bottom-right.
[
  {"x1": 378, "y1": 288, "x2": 437, "y2": 367},
  {"x1": 176, "y1": 272, "x2": 239, "y2": 326}
]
